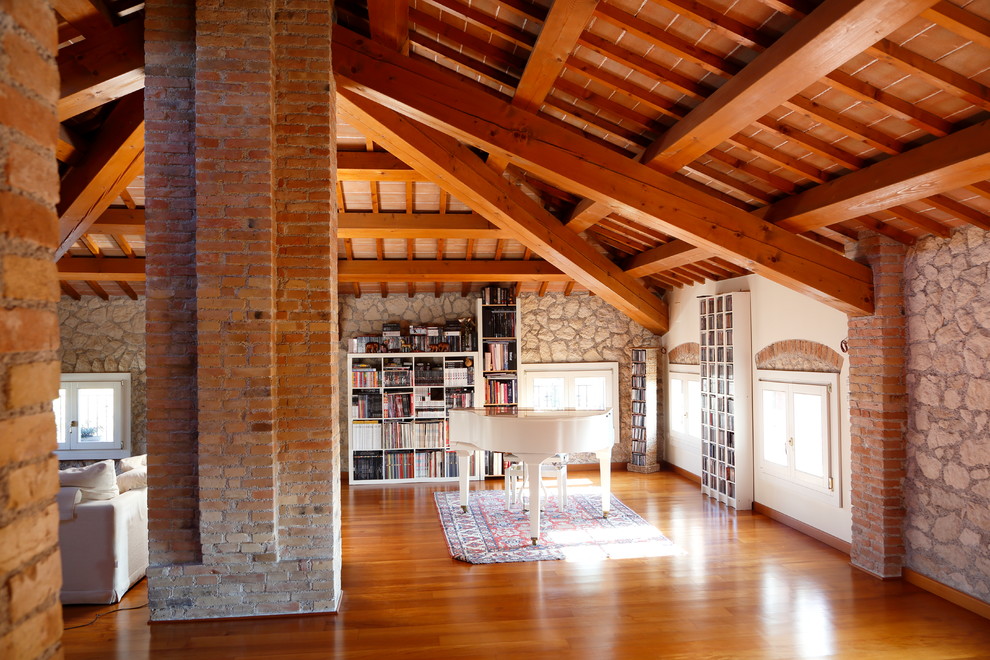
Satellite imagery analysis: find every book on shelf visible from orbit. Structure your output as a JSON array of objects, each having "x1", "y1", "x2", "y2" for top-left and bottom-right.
[
  {"x1": 480, "y1": 285, "x2": 515, "y2": 305},
  {"x1": 350, "y1": 421, "x2": 383, "y2": 450},
  {"x1": 482, "y1": 342, "x2": 515, "y2": 371},
  {"x1": 481, "y1": 309, "x2": 516, "y2": 338}
]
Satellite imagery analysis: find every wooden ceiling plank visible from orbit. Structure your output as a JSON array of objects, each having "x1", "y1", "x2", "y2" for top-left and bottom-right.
[
  {"x1": 409, "y1": 8, "x2": 526, "y2": 73},
  {"x1": 782, "y1": 96, "x2": 904, "y2": 156},
  {"x1": 922, "y1": 1, "x2": 990, "y2": 51},
  {"x1": 652, "y1": 0, "x2": 772, "y2": 51},
  {"x1": 823, "y1": 69, "x2": 952, "y2": 137},
  {"x1": 884, "y1": 205, "x2": 951, "y2": 238},
  {"x1": 640, "y1": 0, "x2": 940, "y2": 171},
  {"x1": 801, "y1": 231, "x2": 845, "y2": 253},
  {"x1": 866, "y1": 40, "x2": 990, "y2": 111},
  {"x1": 765, "y1": 120, "x2": 990, "y2": 232},
  {"x1": 754, "y1": 116, "x2": 866, "y2": 171},
  {"x1": 553, "y1": 77, "x2": 664, "y2": 134},
  {"x1": 623, "y1": 241, "x2": 709, "y2": 278},
  {"x1": 368, "y1": 0, "x2": 410, "y2": 53},
  {"x1": 537, "y1": 280, "x2": 549, "y2": 296},
  {"x1": 925, "y1": 194, "x2": 990, "y2": 231},
  {"x1": 57, "y1": 124, "x2": 87, "y2": 165},
  {"x1": 852, "y1": 216, "x2": 917, "y2": 245},
  {"x1": 727, "y1": 134, "x2": 829, "y2": 184},
  {"x1": 113, "y1": 233, "x2": 135, "y2": 257},
  {"x1": 707, "y1": 148, "x2": 798, "y2": 193},
  {"x1": 564, "y1": 281, "x2": 575, "y2": 296},
  {"x1": 339, "y1": 212, "x2": 509, "y2": 238},
  {"x1": 564, "y1": 55, "x2": 688, "y2": 122},
  {"x1": 421, "y1": 0, "x2": 536, "y2": 49},
  {"x1": 57, "y1": 90, "x2": 145, "y2": 259},
  {"x1": 57, "y1": 256, "x2": 144, "y2": 280},
  {"x1": 57, "y1": 20, "x2": 145, "y2": 122},
  {"x1": 513, "y1": 0, "x2": 599, "y2": 113},
  {"x1": 80, "y1": 234, "x2": 101, "y2": 256},
  {"x1": 682, "y1": 162, "x2": 778, "y2": 204},
  {"x1": 91, "y1": 207, "x2": 144, "y2": 233},
  {"x1": 344, "y1": 238, "x2": 355, "y2": 260},
  {"x1": 409, "y1": 33, "x2": 520, "y2": 88},
  {"x1": 337, "y1": 151, "x2": 424, "y2": 181},
  {"x1": 53, "y1": 0, "x2": 114, "y2": 39},
  {"x1": 333, "y1": 28, "x2": 874, "y2": 315},
  {"x1": 594, "y1": 3, "x2": 739, "y2": 78},
  {"x1": 493, "y1": 0, "x2": 547, "y2": 24},
  {"x1": 338, "y1": 89, "x2": 670, "y2": 333},
  {"x1": 339, "y1": 259, "x2": 570, "y2": 282},
  {"x1": 60, "y1": 281, "x2": 82, "y2": 300}
]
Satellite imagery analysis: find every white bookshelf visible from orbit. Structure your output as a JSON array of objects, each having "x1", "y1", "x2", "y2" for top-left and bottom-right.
[
  {"x1": 477, "y1": 286, "x2": 520, "y2": 477},
  {"x1": 699, "y1": 292, "x2": 753, "y2": 509},
  {"x1": 347, "y1": 352, "x2": 481, "y2": 484}
]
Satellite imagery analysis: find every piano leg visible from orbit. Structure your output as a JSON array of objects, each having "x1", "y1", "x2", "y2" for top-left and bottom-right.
[
  {"x1": 526, "y1": 460, "x2": 542, "y2": 544},
  {"x1": 596, "y1": 448, "x2": 612, "y2": 518},
  {"x1": 457, "y1": 451, "x2": 471, "y2": 513}
]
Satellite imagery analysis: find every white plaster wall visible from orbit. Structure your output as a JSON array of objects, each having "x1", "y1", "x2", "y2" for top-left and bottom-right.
[{"x1": 663, "y1": 276, "x2": 852, "y2": 542}]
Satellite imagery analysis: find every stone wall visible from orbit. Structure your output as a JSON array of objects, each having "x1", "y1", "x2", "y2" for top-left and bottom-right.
[
  {"x1": 520, "y1": 293, "x2": 660, "y2": 465},
  {"x1": 58, "y1": 297, "x2": 147, "y2": 457},
  {"x1": 903, "y1": 226, "x2": 990, "y2": 602},
  {"x1": 0, "y1": 2, "x2": 64, "y2": 657}
]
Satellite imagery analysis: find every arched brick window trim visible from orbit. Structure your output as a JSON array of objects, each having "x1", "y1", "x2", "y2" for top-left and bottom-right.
[
  {"x1": 755, "y1": 340, "x2": 843, "y2": 373},
  {"x1": 668, "y1": 342, "x2": 700, "y2": 365}
]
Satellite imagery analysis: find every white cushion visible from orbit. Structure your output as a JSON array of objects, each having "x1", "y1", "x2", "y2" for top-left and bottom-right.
[
  {"x1": 59, "y1": 460, "x2": 119, "y2": 501},
  {"x1": 119, "y1": 454, "x2": 146, "y2": 473},
  {"x1": 117, "y1": 467, "x2": 147, "y2": 493}
]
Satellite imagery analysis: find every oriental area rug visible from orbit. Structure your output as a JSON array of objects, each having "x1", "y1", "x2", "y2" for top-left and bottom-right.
[{"x1": 434, "y1": 488, "x2": 681, "y2": 564}]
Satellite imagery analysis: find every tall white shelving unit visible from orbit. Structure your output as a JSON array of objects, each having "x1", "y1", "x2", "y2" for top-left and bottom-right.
[
  {"x1": 698, "y1": 292, "x2": 753, "y2": 509},
  {"x1": 348, "y1": 352, "x2": 480, "y2": 484},
  {"x1": 477, "y1": 286, "x2": 520, "y2": 477}
]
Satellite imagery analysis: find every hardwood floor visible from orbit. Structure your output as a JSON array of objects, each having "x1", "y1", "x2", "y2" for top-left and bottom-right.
[{"x1": 62, "y1": 471, "x2": 990, "y2": 659}]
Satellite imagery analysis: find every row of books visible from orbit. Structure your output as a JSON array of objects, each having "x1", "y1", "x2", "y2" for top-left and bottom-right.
[
  {"x1": 352, "y1": 420, "x2": 450, "y2": 450},
  {"x1": 484, "y1": 376, "x2": 517, "y2": 405},
  {"x1": 483, "y1": 342, "x2": 515, "y2": 371},
  {"x1": 481, "y1": 309, "x2": 516, "y2": 338},
  {"x1": 445, "y1": 389, "x2": 473, "y2": 408},
  {"x1": 631, "y1": 440, "x2": 647, "y2": 454},
  {"x1": 480, "y1": 285, "x2": 515, "y2": 305},
  {"x1": 384, "y1": 392, "x2": 413, "y2": 418},
  {"x1": 352, "y1": 368, "x2": 380, "y2": 388},
  {"x1": 351, "y1": 393, "x2": 382, "y2": 418},
  {"x1": 352, "y1": 451, "x2": 385, "y2": 481}
]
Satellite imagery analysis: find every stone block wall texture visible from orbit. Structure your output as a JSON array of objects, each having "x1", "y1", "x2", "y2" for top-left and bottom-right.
[
  {"x1": 520, "y1": 293, "x2": 660, "y2": 466},
  {"x1": 0, "y1": 2, "x2": 65, "y2": 658},
  {"x1": 903, "y1": 226, "x2": 990, "y2": 603},
  {"x1": 754, "y1": 339, "x2": 843, "y2": 373},
  {"x1": 145, "y1": 0, "x2": 340, "y2": 621},
  {"x1": 847, "y1": 234, "x2": 908, "y2": 579},
  {"x1": 58, "y1": 297, "x2": 147, "y2": 457}
]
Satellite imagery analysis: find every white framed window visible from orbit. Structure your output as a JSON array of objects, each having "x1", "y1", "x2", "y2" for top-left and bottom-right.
[
  {"x1": 668, "y1": 367, "x2": 702, "y2": 447},
  {"x1": 520, "y1": 362, "x2": 619, "y2": 444},
  {"x1": 54, "y1": 373, "x2": 132, "y2": 460},
  {"x1": 755, "y1": 370, "x2": 839, "y2": 502}
]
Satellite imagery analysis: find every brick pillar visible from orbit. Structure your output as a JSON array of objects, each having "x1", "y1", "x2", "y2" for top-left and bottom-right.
[
  {"x1": 0, "y1": 2, "x2": 65, "y2": 658},
  {"x1": 145, "y1": 0, "x2": 339, "y2": 620},
  {"x1": 847, "y1": 234, "x2": 908, "y2": 578}
]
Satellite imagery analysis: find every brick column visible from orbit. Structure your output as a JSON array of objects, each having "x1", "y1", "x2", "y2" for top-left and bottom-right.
[
  {"x1": 145, "y1": 0, "x2": 339, "y2": 620},
  {"x1": 847, "y1": 234, "x2": 908, "y2": 578},
  {"x1": 0, "y1": 2, "x2": 65, "y2": 658}
]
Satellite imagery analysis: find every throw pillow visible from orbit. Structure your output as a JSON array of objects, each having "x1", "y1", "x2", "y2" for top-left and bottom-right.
[
  {"x1": 119, "y1": 453, "x2": 147, "y2": 473},
  {"x1": 58, "y1": 459, "x2": 119, "y2": 500},
  {"x1": 117, "y1": 467, "x2": 147, "y2": 493}
]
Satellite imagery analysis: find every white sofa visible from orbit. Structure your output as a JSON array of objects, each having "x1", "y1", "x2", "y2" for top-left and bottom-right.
[{"x1": 58, "y1": 458, "x2": 149, "y2": 604}]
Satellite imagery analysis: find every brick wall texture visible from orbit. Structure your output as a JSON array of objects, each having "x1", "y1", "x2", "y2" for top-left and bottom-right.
[
  {"x1": 0, "y1": 1, "x2": 65, "y2": 658},
  {"x1": 903, "y1": 226, "x2": 990, "y2": 602},
  {"x1": 145, "y1": 0, "x2": 340, "y2": 620},
  {"x1": 847, "y1": 234, "x2": 909, "y2": 578}
]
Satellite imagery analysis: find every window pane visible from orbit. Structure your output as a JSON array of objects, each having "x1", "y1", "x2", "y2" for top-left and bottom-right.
[
  {"x1": 77, "y1": 387, "x2": 115, "y2": 444},
  {"x1": 687, "y1": 380, "x2": 702, "y2": 439},
  {"x1": 532, "y1": 377, "x2": 564, "y2": 410},
  {"x1": 573, "y1": 376, "x2": 606, "y2": 410},
  {"x1": 762, "y1": 389, "x2": 788, "y2": 466},
  {"x1": 669, "y1": 378, "x2": 685, "y2": 433},
  {"x1": 54, "y1": 389, "x2": 67, "y2": 445},
  {"x1": 793, "y1": 392, "x2": 825, "y2": 478}
]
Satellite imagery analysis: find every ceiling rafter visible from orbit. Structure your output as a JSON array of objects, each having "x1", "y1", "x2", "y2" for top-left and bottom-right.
[
  {"x1": 332, "y1": 25, "x2": 874, "y2": 316},
  {"x1": 337, "y1": 87, "x2": 670, "y2": 333},
  {"x1": 57, "y1": 90, "x2": 145, "y2": 259}
]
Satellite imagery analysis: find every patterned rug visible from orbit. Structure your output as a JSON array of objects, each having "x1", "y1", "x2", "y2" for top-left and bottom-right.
[{"x1": 434, "y1": 488, "x2": 681, "y2": 564}]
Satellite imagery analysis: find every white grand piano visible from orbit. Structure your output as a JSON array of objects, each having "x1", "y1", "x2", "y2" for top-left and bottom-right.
[{"x1": 449, "y1": 407, "x2": 615, "y2": 545}]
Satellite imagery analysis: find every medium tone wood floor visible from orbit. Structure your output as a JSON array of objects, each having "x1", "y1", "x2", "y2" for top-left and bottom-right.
[{"x1": 62, "y1": 471, "x2": 990, "y2": 659}]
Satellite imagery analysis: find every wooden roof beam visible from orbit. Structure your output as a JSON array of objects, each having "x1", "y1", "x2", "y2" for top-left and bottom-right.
[
  {"x1": 57, "y1": 20, "x2": 144, "y2": 122},
  {"x1": 333, "y1": 26, "x2": 874, "y2": 316},
  {"x1": 338, "y1": 89, "x2": 670, "y2": 333},
  {"x1": 54, "y1": 0, "x2": 114, "y2": 39},
  {"x1": 762, "y1": 120, "x2": 990, "y2": 232},
  {"x1": 339, "y1": 213, "x2": 509, "y2": 239},
  {"x1": 57, "y1": 90, "x2": 145, "y2": 259},
  {"x1": 623, "y1": 241, "x2": 709, "y2": 278},
  {"x1": 339, "y1": 259, "x2": 569, "y2": 282},
  {"x1": 57, "y1": 256, "x2": 144, "y2": 280},
  {"x1": 368, "y1": 0, "x2": 409, "y2": 53},
  {"x1": 639, "y1": 0, "x2": 939, "y2": 172}
]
